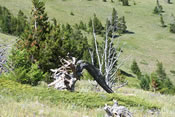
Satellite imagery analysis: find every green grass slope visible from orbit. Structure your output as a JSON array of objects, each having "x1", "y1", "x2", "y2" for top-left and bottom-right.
[
  {"x1": 1, "y1": 0, "x2": 175, "y2": 82},
  {"x1": 1, "y1": 79, "x2": 175, "y2": 116},
  {"x1": 0, "y1": 79, "x2": 159, "y2": 109}
]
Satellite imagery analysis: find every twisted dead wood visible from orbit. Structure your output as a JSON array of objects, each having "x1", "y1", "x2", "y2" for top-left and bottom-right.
[
  {"x1": 104, "y1": 100, "x2": 133, "y2": 117},
  {"x1": 48, "y1": 57, "x2": 114, "y2": 93}
]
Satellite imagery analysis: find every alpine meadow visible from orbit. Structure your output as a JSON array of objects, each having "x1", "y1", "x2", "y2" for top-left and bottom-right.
[{"x1": 0, "y1": 0, "x2": 175, "y2": 117}]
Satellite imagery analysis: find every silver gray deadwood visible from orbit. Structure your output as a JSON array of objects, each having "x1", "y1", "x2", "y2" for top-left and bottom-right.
[
  {"x1": 89, "y1": 21, "x2": 129, "y2": 88},
  {"x1": 104, "y1": 100, "x2": 133, "y2": 117},
  {"x1": 48, "y1": 57, "x2": 114, "y2": 93}
]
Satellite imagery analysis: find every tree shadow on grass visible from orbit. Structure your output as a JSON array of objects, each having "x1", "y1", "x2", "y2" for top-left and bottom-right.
[
  {"x1": 125, "y1": 30, "x2": 135, "y2": 34},
  {"x1": 120, "y1": 69, "x2": 134, "y2": 78}
]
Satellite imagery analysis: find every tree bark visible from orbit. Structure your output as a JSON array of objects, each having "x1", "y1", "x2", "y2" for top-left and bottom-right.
[
  {"x1": 76, "y1": 60, "x2": 114, "y2": 93},
  {"x1": 48, "y1": 58, "x2": 114, "y2": 93}
]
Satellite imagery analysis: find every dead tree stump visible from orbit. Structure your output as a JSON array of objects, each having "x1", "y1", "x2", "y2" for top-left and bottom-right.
[
  {"x1": 48, "y1": 57, "x2": 114, "y2": 93},
  {"x1": 104, "y1": 100, "x2": 133, "y2": 117}
]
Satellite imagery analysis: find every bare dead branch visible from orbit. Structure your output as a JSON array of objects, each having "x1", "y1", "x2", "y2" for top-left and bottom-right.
[{"x1": 104, "y1": 100, "x2": 133, "y2": 117}]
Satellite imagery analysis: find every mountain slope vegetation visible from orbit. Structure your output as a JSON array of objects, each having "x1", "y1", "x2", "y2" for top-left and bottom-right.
[
  {"x1": 1, "y1": 0, "x2": 175, "y2": 82},
  {"x1": 0, "y1": 0, "x2": 175, "y2": 116}
]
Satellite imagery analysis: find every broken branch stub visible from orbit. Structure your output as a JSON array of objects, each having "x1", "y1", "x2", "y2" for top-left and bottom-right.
[{"x1": 104, "y1": 100, "x2": 133, "y2": 117}]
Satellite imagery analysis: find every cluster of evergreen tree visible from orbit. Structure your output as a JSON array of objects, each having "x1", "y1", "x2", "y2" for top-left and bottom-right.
[
  {"x1": 8, "y1": 0, "x2": 90, "y2": 85},
  {"x1": 108, "y1": 8, "x2": 127, "y2": 36},
  {"x1": 2, "y1": 1, "x2": 128, "y2": 86},
  {"x1": 88, "y1": 8, "x2": 127, "y2": 36},
  {"x1": 88, "y1": 14, "x2": 104, "y2": 35},
  {"x1": 0, "y1": 6, "x2": 28, "y2": 36},
  {"x1": 131, "y1": 60, "x2": 175, "y2": 94},
  {"x1": 74, "y1": 20, "x2": 87, "y2": 31}
]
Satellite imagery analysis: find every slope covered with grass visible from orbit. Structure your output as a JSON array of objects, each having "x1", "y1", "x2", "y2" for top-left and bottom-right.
[
  {"x1": 0, "y1": 0, "x2": 175, "y2": 82},
  {"x1": 0, "y1": 0, "x2": 175, "y2": 116},
  {"x1": 1, "y1": 79, "x2": 175, "y2": 116},
  {"x1": 0, "y1": 79, "x2": 159, "y2": 109}
]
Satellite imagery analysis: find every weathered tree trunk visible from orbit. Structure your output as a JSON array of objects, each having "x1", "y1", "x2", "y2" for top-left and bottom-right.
[
  {"x1": 76, "y1": 60, "x2": 114, "y2": 93},
  {"x1": 48, "y1": 57, "x2": 114, "y2": 93}
]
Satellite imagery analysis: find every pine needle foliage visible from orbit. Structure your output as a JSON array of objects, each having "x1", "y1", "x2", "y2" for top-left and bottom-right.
[{"x1": 9, "y1": 0, "x2": 89, "y2": 84}]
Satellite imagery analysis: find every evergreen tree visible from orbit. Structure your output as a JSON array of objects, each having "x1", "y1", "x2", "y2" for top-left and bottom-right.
[
  {"x1": 61, "y1": 24, "x2": 89, "y2": 60},
  {"x1": 93, "y1": 14, "x2": 104, "y2": 34},
  {"x1": 0, "y1": 7, "x2": 12, "y2": 34},
  {"x1": 10, "y1": 0, "x2": 90, "y2": 84},
  {"x1": 0, "y1": 6, "x2": 28, "y2": 36},
  {"x1": 118, "y1": 16, "x2": 127, "y2": 34},
  {"x1": 9, "y1": 0, "x2": 53, "y2": 85},
  {"x1": 108, "y1": 8, "x2": 118, "y2": 36},
  {"x1": 155, "y1": 61, "x2": 175, "y2": 94},
  {"x1": 140, "y1": 74, "x2": 150, "y2": 90},
  {"x1": 131, "y1": 60, "x2": 141, "y2": 77},
  {"x1": 16, "y1": 10, "x2": 28, "y2": 35},
  {"x1": 150, "y1": 72, "x2": 161, "y2": 92},
  {"x1": 111, "y1": 8, "x2": 118, "y2": 28},
  {"x1": 79, "y1": 20, "x2": 87, "y2": 31},
  {"x1": 110, "y1": 8, "x2": 127, "y2": 35},
  {"x1": 156, "y1": 61, "x2": 166, "y2": 81},
  {"x1": 88, "y1": 14, "x2": 104, "y2": 34},
  {"x1": 17, "y1": 0, "x2": 51, "y2": 72}
]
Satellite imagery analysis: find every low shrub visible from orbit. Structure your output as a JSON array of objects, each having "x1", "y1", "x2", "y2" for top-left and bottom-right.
[{"x1": 0, "y1": 79, "x2": 160, "y2": 109}]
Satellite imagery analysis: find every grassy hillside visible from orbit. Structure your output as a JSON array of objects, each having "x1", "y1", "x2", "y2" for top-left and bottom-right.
[
  {"x1": 0, "y1": 1, "x2": 175, "y2": 116},
  {"x1": 0, "y1": 0, "x2": 175, "y2": 83},
  {"x1": 0, "y1": 79, "x2": 175, "y2": 117}
]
